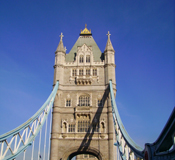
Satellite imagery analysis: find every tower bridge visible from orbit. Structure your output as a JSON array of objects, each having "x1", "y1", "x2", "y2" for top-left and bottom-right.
[{"x1": 0, "y1": 26, "x2": 174, "y2": 160}]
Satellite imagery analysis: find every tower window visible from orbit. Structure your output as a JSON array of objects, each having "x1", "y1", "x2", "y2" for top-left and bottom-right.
[
  {"x1": 86, "y1": 55, "x2": 90, "y2": 63},
  {"x1": 79, "y1": 69, "x2": 83, "y2": 76},
  {"x1": 86, "y1": 69, "x2": 90, "y2": 76},
  {"x1": 79, "y1": 95, "x2": 90, "y2": 106},
  {"x1": 78, "y1": 120, "x2": 90, "y2": 132},
  {"x1": 79, "y1": 55, "x2": 84, "y2": 63},
  {"x1": 68, "y1": 124, "x2": 75, "y2": 132},
  {"x1": 66, "y1": 99, "x2": 71, "y2": 107},
  {"x1": 93, "y1": 69, "x2": 97, "y2": 76},
  {"x1": 72, "y1": 69, "x2": 77, "y2": 76}
]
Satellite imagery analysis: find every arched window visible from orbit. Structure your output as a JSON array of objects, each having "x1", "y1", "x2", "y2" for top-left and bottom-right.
[
  {"x1": 86, "y1": 55, "x2": 90, "y2": 63},
  {"x1": 68, "y1": 124, "x2": 75, "y2": 132},
  {"x1": 78, "y1": 120, "x2": 90, "y2": 132},
  {"x1": 66, "y1": 99, "x2": 71, "y2": 107},
  {"x1": 72, "y1": 69, "x2": 77, "y2": 76},
  {"x1": 93, "y1": 68, "x2": 97, "y2": 76},
  {"x1": 79, "y1": 55, "x2": 84, "y2": 63},
  {"x1": 86, "y1": 69, "x2": 90, "y2": 76},
  {"x1": 77, "y1": 114, "x2": 90, "y2": 133},
  {"x1": 79, "y1": 95, "x2": 90, "y2": 106},
  {"x1": 79, "y1": 69, "x2": 83, "y2": 76}
]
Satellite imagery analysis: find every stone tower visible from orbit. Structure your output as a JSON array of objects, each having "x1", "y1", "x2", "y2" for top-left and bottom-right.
[{"x1": 50, "y1": 25, "x2": 116, "y2": 160}]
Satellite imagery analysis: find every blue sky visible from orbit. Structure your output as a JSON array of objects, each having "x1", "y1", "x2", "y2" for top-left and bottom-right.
[{"x1": 0, "y1": 0, "x2": 174, "y2": 150}]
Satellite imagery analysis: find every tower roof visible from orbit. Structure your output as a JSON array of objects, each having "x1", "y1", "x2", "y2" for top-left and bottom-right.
[
  {"x1": 65, "y1": 35, "x2": 103, "y2": 62},
  {"x1": 66, "y1": 25, "x2": 103, "y2": 62},
  {"x1": 56, "y1": 32, "x2": 65, "y2": 52},
  {"x1": 104, "y1": 31, "x2": 114, "y2": 52}
]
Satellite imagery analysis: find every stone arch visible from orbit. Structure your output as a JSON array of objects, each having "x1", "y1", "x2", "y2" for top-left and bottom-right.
[{"x1": 62, "y1": 146, "x2": 103, "y2": 160}]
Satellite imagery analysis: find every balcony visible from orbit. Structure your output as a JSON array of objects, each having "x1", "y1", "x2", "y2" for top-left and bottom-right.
[{"x1": 76, "y1": 76, "x2": 92, "y2": 85}]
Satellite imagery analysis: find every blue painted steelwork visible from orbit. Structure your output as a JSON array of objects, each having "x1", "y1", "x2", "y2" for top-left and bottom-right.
[
  {"x1": 0, "y1": 81, "x2": 59, "y2": 160},
  {"x1": 144, "y1": 107, "x2": 175, "y2": 160},
  {"x1": 109, "y1": 80, "x2": 144, "y2": 159}
]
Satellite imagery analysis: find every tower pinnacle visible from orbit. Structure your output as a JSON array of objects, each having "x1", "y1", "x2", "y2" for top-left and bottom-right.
[
  {"x1": 80, "y1": 24, "x2": 92, "y2": 35},
  {"x1": 104, "y1": 31, "x2": 114, "y2": 52},
  {"x1": 60, "y1": 32, "x2": 64, "y2": 41},
  {"x1": 107, "y1": 31, "x2": 111, "y2": 39},
  {"x1": 56, "y1": 32, "x2": 65, "y2": 52}
]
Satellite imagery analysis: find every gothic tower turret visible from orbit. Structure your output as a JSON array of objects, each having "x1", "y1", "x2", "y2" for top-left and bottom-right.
[
  {"x1": 104, "y1": 31, "x2": 116, "y2": 85},
  {"x1": 53, "y1": 33, "x2": 66, "y2": 85},
  {"x1": 104, "y1": 31, "x2": 117, "y2": 160}
]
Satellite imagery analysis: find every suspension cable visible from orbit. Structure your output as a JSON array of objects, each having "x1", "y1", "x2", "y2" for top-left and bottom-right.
[
  {"x1": 43, "y1": 114, "x2": 48, "y2": 160},
  {"x1": 23, "y1": 150, "x2": 26, "y2": 160},
  {"x1": 38, "y1": 129, "x2": 42, "y2": 160},
  {"x1": 47, "y1": 107, "x2": 53, "y2": 160},
  {"x1": 31, "y1": 140, "x2": 35, "y2": 160}
]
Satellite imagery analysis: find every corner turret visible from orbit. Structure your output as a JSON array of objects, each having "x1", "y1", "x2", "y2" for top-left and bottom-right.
[
  {"x1": 53, "y1": 33, "x2": 66, "y2": 85},
  {"x1": 56, "y1": 33, "x2": 66, "y2": 53},
  {"x1": 104, "y1": 31, "x2": 114, "y2": 52},
  {"x1": 54, "y1": 32, "x2": 66, "y2": 66},
  {"x1": 104, "y1": 31, "x2": 116, "y2": 85}
]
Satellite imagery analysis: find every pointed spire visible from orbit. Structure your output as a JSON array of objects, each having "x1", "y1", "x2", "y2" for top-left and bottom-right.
[
  {"x1": 105, "y1": 31, "x2": 114, "y2": 52},
  {"x1": 56, "y1": 32, "x2": 65, "y2": 52}
]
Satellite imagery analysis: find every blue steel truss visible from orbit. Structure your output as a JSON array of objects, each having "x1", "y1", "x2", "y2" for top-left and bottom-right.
[{"x1": 0, "y1": 81, "x2": 59, "y2": 160}]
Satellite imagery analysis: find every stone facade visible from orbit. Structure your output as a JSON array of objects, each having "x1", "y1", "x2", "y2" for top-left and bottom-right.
[{"x1": 50, "y1": 26, "x2": 117, "y2": 160}]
